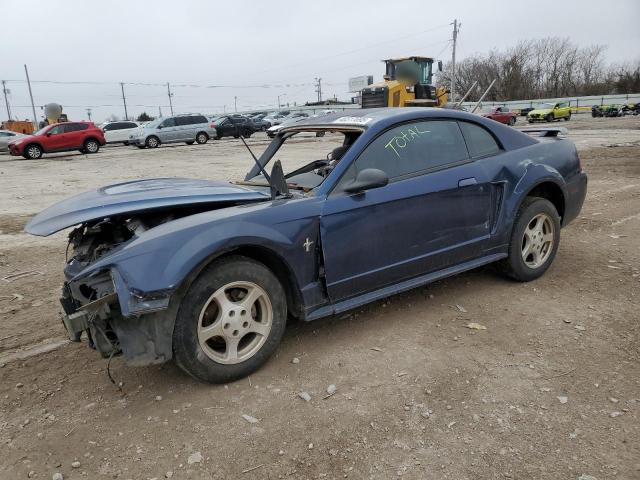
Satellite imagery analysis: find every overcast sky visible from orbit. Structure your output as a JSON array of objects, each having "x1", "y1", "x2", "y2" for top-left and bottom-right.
[{"x1": 2, "y1": 0, "x2": 639, "y2": 122}]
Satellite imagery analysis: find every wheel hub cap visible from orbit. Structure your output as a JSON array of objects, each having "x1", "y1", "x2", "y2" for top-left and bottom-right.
[
  {"x1": 197, "y1": 281, "x2": 272, "y2": 365},
  {"x1": 521, "y1": 213, "x2": 554, "y2": 268}
]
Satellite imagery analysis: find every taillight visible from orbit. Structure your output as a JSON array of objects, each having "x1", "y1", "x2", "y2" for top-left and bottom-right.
[{"x1": 210, "y1": 123, "x2": 216, "y2": 128}]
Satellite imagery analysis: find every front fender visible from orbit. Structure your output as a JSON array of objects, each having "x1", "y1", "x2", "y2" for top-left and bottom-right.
[{"x1": 72, "y1": 198, "x2": 323, "y2": 316}]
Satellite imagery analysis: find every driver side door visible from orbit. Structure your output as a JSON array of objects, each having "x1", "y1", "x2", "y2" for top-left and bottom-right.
[
  {"x1": 44, "y1": 124, "x2": 70, "y2": 151},
  {"x1": 157, "y1": 118, "x2": 178, "y2": 142},
  {"x1": 320, "y1": 120, "x2": 496, "y2": 302}
]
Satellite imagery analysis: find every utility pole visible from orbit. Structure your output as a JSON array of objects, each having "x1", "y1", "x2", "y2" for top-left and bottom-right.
[
  {"x1": 86, "y1": 108, "x2": 92, "y2": 121},
  {"x1": 234, "y1": 96, "x2": 237, "y2": 112},
  {"x1": 120, "y1": 82, "x2": 128, "y2": 120},
  {"x1": 167, "y1": 82, "x2": 174, "y2": 115},
  {"x1": 277, "y1": 93, "x2": 286, "y2": 108},
  {"x1": 158, "y1": 106, "x2": 162, "y2": 118},
  {"x1": 2, "y1": 80, "x2": 12, "y2": 120},
  {"x1": 24, "y1": 65, "x2": 38, "y2": 129},
  {"x1": 315, "y1": 77, "x2": 322, "y2": 103},
  {"x1": 450, "y1": 19, "x2": 460, "y2": 103}
]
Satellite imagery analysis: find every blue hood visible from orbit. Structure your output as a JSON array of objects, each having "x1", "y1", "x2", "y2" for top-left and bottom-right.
[{"x1": 26, "y1": 177, "x2": 269, "y2": 236}]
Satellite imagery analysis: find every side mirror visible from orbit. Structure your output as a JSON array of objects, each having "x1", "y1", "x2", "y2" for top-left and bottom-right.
[
  {"x1": 157, "y1": 125, "x2": 164, "y2": 129},
  {"x1": 46, "y1": 132, "x2": 52, "y2": 137},
  {"x1": 343, "y1": 168, "x2": 389, "y2": 194}
]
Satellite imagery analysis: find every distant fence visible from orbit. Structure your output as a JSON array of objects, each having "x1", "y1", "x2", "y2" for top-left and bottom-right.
[{"x1": 461, "y1": 93, "x2": 640, "y2": 112}]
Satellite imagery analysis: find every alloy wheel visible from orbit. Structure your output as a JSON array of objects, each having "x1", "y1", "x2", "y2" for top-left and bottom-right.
[
  {"x1": 521, "y1": 213, "x2": 555, "y2": 269},
  {"x1": 27, "y1": 145, "x2": 41, "y2": 159},
  {"x1": 197, "y1": 281, "x2": 273, "y2": 365}
]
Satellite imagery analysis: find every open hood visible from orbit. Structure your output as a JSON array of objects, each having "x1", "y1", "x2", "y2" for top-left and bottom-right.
[{"x1": 26, "y1": 177, "x2": 269, "y2": 236}]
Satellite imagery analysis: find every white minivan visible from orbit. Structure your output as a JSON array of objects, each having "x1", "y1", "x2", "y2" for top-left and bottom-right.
[{"x1": 101, "y1": 121, "x2": 140, "y2": 145}]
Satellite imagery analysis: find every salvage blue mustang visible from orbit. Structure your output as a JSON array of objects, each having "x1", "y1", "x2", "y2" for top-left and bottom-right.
[{"x1": 26, "y1": 108, "x2": 587, "y2": 383}]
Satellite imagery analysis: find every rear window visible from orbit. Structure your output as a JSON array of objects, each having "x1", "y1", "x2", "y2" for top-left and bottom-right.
[{"x1": 458, "y1": 122, "x2": 501, "y2": 158}]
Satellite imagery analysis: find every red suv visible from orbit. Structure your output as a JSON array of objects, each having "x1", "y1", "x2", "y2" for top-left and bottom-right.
[{"x1": 8, "y1": 122, "x2": 106, "y2": 159}]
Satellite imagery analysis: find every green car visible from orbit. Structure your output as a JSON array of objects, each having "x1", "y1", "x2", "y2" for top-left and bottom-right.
[{"x1": 527, "y1": 102, "x2": 572, "y2": 123}]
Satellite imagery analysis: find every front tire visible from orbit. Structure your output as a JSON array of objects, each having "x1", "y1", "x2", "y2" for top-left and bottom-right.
[
  {"x1": 145, "y1": 136, "x2": 160, "y2": 148},
  {"x1": 173, "y1": 256, "x2": 287, "y2": 383},
  {"x1": 508, "y1": 116, "x2": 516, "y2": 126},
  {"x1": 24, "y1": 144, "x2": 43, "y2": 159},
  {"x1": 545, "y1": 113, "x2": 554, "y2": 122},
  {"x1": 498, "y1": 197, "x2": 561, "y2": 282}
]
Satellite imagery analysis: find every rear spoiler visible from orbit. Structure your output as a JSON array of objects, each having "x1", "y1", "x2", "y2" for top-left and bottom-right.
[{"x1": 520, "y1": 127, "x2": 568, "y2": 138}]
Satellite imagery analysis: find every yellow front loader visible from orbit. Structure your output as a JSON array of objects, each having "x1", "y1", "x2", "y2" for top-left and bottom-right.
[{"x1": 361, "y1": 56, "x2": 448, "y2": 108}]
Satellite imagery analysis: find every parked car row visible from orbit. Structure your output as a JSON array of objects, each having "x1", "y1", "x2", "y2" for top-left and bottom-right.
[
  {"x1": 4, "y1": 109, "x2": 346, "y2": 158},
  {"x1": 592, "y1": 102, "x2": 639, "y2": 117}
]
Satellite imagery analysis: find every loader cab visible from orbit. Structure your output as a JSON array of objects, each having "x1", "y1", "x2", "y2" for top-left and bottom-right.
[{"x1": 362, "y1": 56, "x2": 445, "y2": 108}]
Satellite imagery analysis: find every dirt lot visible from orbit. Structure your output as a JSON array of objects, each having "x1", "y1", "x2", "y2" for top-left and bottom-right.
[{"x1": 1, "y1": 114, "x2": 639, "y2": 479}]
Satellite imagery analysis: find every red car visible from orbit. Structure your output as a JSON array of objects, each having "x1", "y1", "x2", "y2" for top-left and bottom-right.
[
  {"x1": 480, "y1": 106, "x2": 517, "y2": 126},
  {"x1": 8, "y1": 122, "x2": 105, "y2": 159}
]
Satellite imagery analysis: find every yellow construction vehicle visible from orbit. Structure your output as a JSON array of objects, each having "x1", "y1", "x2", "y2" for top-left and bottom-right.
[{"x1": 361, "y1": 56, "x2": 448, "y2": 108}]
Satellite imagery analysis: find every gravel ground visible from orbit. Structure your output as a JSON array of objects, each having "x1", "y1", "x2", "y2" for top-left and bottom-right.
[{"x1": 0, "y1": 114, "x2": 638, "y2": 479}]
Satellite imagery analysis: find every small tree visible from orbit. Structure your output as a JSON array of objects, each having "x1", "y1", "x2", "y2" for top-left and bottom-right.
[{"x1": 136, "y1": 112, "x2": 154, "y2": 122}]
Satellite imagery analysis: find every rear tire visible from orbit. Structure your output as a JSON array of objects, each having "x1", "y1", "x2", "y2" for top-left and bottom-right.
[
  {"x1": 145, "y1": 136, "x2": 160, "y2": 148},
  {"x1": 173, "y1": 256, "x2": 287, "y2": 383},
  {"x1": 24, "y1": 144, "x2": 43, "y2": 159},
  {"x1": 195, "y1": 132, "x2": 208, "y2": 144},
  {"x1": 564, "y1": 113, "x2": 571, "y2": 121},
  {"x1": 84, "y1": 138, "x2": 100, "y2": 154},
  {"x1": 498, "y1": 197, "x2": 561, "y2": 282}
]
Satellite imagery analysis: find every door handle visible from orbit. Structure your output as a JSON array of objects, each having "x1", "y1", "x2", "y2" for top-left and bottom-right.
[{"x1": 458, "y1": 177, "x2": 478, "y2": 187}]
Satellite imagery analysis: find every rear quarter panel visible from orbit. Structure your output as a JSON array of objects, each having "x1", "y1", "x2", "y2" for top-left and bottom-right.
[{"x1": 487, "y1": 138, "x2": 582, "y2": 247}]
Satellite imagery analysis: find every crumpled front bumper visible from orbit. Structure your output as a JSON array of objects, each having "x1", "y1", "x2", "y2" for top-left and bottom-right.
[{"x1": 60, "y1": 267, "x2": 175, "y2": 366}]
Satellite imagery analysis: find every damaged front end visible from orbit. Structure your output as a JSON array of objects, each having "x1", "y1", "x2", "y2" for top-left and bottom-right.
[
  {"x1": 59, "y1": 215, "x2": 179, "y2": 366},
  {"x1": 25, "y1": 177, "x2": 272, "y2": 366}
]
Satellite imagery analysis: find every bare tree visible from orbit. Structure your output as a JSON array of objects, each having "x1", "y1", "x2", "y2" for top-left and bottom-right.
[{"x1": 435, "y1": 37, "x2": 634, "y2": 101}]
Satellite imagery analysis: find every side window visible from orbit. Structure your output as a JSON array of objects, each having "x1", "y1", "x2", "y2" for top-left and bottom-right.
[
  {"x1": 175, "y1": 117, "x2": 191, "y2": 126},
  {"x1": 458, "y1": 122, "x2": 501, "y2": 158},
  {"x1": 103, "y1": 124, "x2": 113, "y2": 131},
  {"x1": 160, "y1": 118, "x2": 176, "y2": 127},
  {"x1": 193, "y1": 115, "x2": 207, "y2": 124},
  {"x1": 49, "y1": 125, "x2": 65, "y2": 135},
  {"x1": 346, "y1": 120, "x2": 469, "y2": 181},
  {"x1": 125, "y1": 122, "x2": 138, "y2": 129}
]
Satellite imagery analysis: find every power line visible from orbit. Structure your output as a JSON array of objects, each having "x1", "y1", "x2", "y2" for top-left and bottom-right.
[{"x1": 254, "y1": 23, "x2": 450, "y2": 75}]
